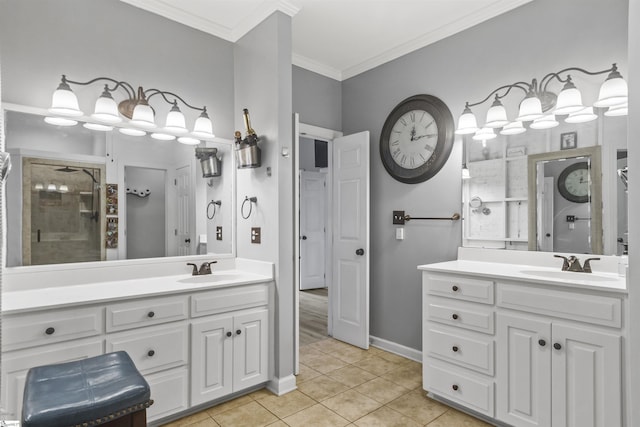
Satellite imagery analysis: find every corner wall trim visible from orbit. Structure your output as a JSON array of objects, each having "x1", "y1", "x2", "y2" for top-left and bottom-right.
[
  {"x1": 370, "y1": 335, "x2": 422, "y2": 363},
  {"x1": 267, "y1": 374, "x2": 297, "y2": 396}
]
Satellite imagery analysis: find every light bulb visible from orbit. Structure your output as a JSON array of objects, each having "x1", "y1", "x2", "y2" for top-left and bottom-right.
[
  {"x1": 485, "y1": 97, "x2": 509, "y2": 128},
  {"x1": 191, "y1": 109, "x2": 214, "y2": 138},
  {"x1": 49, "y1": 76, "x2": 82, "y2": 116},
  {"x1": 594, "y1": 65, "x2": 628, "y2": 108},
  {"x1": 455, "y1": 105, "x2": 479, "y2": 135},
  {"x1": 164, "y1": 102, "x2": 188, "y2": 134},
  {"x1": 554, "y1": 79, "x2": 584, "y2": 115},
  {"x1": 516, "y1": 92, "x2": 543, "y2": 122},
  {"x1": 129, "y1": 103, "x2": 156, "y2": 129},
  {"x1": 91, "y1": 86, "x2": 122, "y2": 123}
]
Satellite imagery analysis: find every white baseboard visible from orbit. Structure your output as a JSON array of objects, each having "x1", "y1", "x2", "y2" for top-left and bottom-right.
[
  {"x1": 370, "y1": 335, "x2": 422, "y2": 363},
  {"x1": 267, "y1": 374, "x2": 297, "y2": 396}
]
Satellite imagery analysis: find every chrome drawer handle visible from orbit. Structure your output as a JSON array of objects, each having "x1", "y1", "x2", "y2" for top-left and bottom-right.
[{"x1": 45, "y1": 327, "x2": 55, "y2": 335}]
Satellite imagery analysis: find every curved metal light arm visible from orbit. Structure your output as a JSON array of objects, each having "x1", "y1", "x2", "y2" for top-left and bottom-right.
[
  {"x1": 540, "y1": 64, "x2": 617, "y2": 92},
  {"x1": 467, "y1": 82, "x2": 531, "y2": 108},
  {"x1": 145, "y1": 89, "x2": 205, "y2": 112},
  {"x1": 62, "y1": 75, "x2": 136, "y2": 98}
]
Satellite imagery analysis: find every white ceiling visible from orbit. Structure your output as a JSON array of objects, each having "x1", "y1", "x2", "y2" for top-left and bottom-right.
[{"x1": 120, "y1": 0, "x2": 533, "y2": 81}]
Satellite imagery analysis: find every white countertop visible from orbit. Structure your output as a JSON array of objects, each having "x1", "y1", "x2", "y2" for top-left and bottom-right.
[
  {"x1": 2, "y1": 269, "x2": 273, "y2": 314},
  {"x1": 418, "y1": 260, "x2": 627, "y2": 293}
]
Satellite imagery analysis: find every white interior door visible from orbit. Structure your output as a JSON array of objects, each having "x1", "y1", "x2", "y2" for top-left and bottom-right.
[
  {"x1": 300, "y1": 170, "x2": 326, "y2": 290},
  {"x1": 176, "y1": 165, "x2": 192, "y2": 256},
  {"x1": 331, "y1": 131, "x2": 370, "y2": 349}
]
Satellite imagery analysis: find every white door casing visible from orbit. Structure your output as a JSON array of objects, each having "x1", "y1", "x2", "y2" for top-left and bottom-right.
[
  {"x1": 540, "y1": 177, "x2": 554, "y2": 252},
  {"x1": 176, "y1": 165, "x2": 191, "y2": 256},
  {"x1": 300, "y1": 171, "x2": 327, "y2": 290},
  {"x1": 331, "y1": 131, "x2": 370, "y2": 349}
]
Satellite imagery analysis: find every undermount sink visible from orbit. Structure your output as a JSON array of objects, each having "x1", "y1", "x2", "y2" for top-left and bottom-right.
[
  {"x1": 519, "y1": 269, "x2": 615, "y2": 282},
  {"x1": 178, "y1": 273, "x2": 241, "y2": 284}
]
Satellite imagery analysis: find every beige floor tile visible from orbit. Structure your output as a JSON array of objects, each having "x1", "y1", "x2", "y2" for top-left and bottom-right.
[
  {"x1": 380, "y1": 364, "x2": 422, "y2": 390},
  {"x1": 402, "y1": 359, "x2": 422, "y2": 371},
  {"x1": 297, "y1": 363, "x2": 323, "y2": 383},
  {"x1": 375, "y1": 351, "x2": 409, "y2": 365},
  {"x1": 327, "y1": 365, "x2": 377, "y2": 388},
  {"x1": 161, "y1": 411, "x2": 213, "y2": 427},
  {"x1": 257, "y1": 389, "x2": 316, "y2": 418},
  {"x1": 283, "y1": 403, "x2": 350, "y2": 427},
  {"x1": 188, "y1": 418, "x2": 221, "y2": 427},
  {"x1": 300, "y1": 346, "x2": 326, "y2": 360},
  {"x1": 354, "y1": 377, "x2": 410, "y2": 404},
  {"x1": 357, "y1": 355, "x2": 402, "y2": 376},
  {"x1": 206, "y1": 395, "x2": 255, "y2": 417},
  {"x1": 353, "y1": 406, "x2": 422, "y2": 427},
  {"x1": 302, "y1": 352, "x2": 350, "y2": 374},
  {"x1": 386, "y1": 391, "x2": 448, "y2": 424},
  {"x1": 248, "y1": 388, "x2": 277, "y2": 401},
  {"x1": 211, "y1": 401, "x2": 279, "y2": 427},
  {"x1": 426, "y1": 409, "x2": 493, "y2": 426},
  {"x1": 266, "y1": 421, "x2": 289, "y2": 427},
  {"x1": 321, "y1": 389, "x2": 383, "y2": 422},
  {"x1": 298, "y1": 375, "x2": 350, "y2": 401}
]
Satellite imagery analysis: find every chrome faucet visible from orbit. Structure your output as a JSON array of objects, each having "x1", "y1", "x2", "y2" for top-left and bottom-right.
[
  {"x1": 554, "y1": 255, "x2": 600, "y2": 273},
  {"x1": 186, "y1": 261, "x2": 218, "y2": 276}
]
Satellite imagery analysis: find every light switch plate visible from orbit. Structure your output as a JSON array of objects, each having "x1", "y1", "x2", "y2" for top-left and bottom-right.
[
  {"x1": 396, "y1": 227, "x2": 404, "y2": 240},
  {"x1": 251, "y1": 227, "x2": 261, "y2": 244},
  {"x1": 216, "y1": 226, "x2": 223, "y2": 240}
]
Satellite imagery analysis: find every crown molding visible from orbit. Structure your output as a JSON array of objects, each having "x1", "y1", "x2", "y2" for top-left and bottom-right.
[
  {"x1": 231, "y1": 0, "x2": 300, "y2": 41},
  {"x1": 292, "y1": 53, "x2": 342, "y2": 81}
]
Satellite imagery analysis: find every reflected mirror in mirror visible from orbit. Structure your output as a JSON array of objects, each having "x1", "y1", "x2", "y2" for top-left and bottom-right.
[{"x1": 4, "y1": 108, "x2": 234, "y2": 267}]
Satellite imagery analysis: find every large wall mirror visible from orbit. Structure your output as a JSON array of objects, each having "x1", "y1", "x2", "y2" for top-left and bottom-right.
[
  {"x1": 4, "y1": 105, "x2": 235, "y2": 267},
  {"x1": 462, "y1": 115, "x2": 627, "y2": 255}
]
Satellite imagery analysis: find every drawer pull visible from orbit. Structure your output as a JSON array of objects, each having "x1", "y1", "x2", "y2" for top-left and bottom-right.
[
  {"x1": 539, "y1": 339, "x2": 546, "y2": 347},
  {"x1": 236, "y1": 329, "x2": 242, "y2": 335},
  {"x1": 553, "y1": 342, "x2": 562, "y2": 350},
  {"x1": 147, "y1": 350, "x2": 155, "y2": 357},
  {"x1": 147, "y1": 311, "x2": 155, "y2": 318},
  {"x1": 452, "y1": 285, "x2": 459, "y2": 292},
  {"x1": 45, "y1": 327, "x2": 55, "y2": 335},
  {"x1": 452, "y1": 313, "x2": 459, "y2": 320},
  {"x1": 452, "y1": 384, "x2": 459, "y2": 391},
  {"x1": 452, "y1": 346, "x2": 459, "y2": 353},
  {"x1": 226, "y1": 331, "x2": 232, "y2": 337}
]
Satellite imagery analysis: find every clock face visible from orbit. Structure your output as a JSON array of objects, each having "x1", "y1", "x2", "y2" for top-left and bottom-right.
[
  {"x1": 389, "y1": 110, "x2": 438, "y2": 170},
  {"x1": 558, "y1": 161, "x2": 590, "y2": 203},
  {"x1": 380, "y1": 95, "x2": 454, "y2": 184}
]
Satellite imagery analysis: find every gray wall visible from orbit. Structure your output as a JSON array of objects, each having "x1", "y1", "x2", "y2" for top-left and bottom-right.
[
  {"x1": 293, "y1": 66, "x2": 342, "y2": 131},
  {"x1": 341, "y1": 0, "x2": 629, "y2": 350},
  {"x1": 299, "y1": 136, "x2": 321, "y2": 171}
]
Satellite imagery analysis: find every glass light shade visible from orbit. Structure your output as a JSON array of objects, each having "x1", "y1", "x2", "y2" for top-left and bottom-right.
[
  {"x1": 455, "y1": 107, "x2": 478, "y2": 135},
  {"x1": 83, "y1": 122, "x2": 113, "y2": 132},
  {"x1": 472, "y1": 127, "x2": 496, "y2": 141},
  {"x1": 119, "y1": 127, "x2": 146, "y2": 136},
  {"x1": 565, "y1": 106, "x2": 598, "y2": 123},
  {"x1": 516, "y1": 95, "x2": 544, "y2": 121},
  {"x1": 178, "y1": 136, "x2": 201, "y2": 145},
  {"x1": 605, "y1": 103, "x2": 628, "y2": 117},
  {"x1": 151, "y1": 132, "x2": 176, "y2": 141},
  {"x1": 530, "y1": 114, "x2": 559, "y2": 129},
  {"x1": 129, "y1": 103, "x2": 156, "y2": 129},
  {"x1": 485, "y1": 99, "x2": 509, "y2": 128},
  {"x1": 192, "y1": 111, "x2": 214, "y2": 138},
  {"x1": 47, "y1": 183, "x2": 57, "y2": 191},
  {"x1": 554, "y1": 86, "x2": 584, "y2": 115},
  {"x1": 500, "y1": 121, "x2": 526, "y2": 135},
  {"x1": 594, "y1": 74, "x2": 628, "y2": 108},
  {"x1": 49, "y1": 81, "x2": 82, "y2": 117},
  {"x1": 59, "y1": 184, "x2": 69, "y2": 193},
  {"x1": 44, "y1": 116, "x2": 78, "y2": 126},
  {"x1": 91, "y1": 92, "x2": 122, "y2": 123},
  {"x1": 164, "y1": 104, "x2": 188, "y2": 134},
  {"x1": 461, "y1": 166, "x2": 470, "y2": 180},
  {"x1": 34, "y1": 183, "x2": 44, "y2": 190}
]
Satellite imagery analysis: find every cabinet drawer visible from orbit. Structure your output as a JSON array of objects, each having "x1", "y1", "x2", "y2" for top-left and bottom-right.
[
  {"x1": 3, "y1": 306, "x2": 104, "y2": 351},
  {"x1": 426, "y1": 273, "x2": 494, "y2": 304},
  {"x1": 106, "y1": 323, "x2": 188, "y2": 375},
  {"x1": 107, "y1": 295, "x2": 188, "y2": 332},
  {"x1": 497, "y1": 283, "x2": 622, "y2": 328},
  {"x1": 427, "y1": 326, "x2": 494, "y2": 375},
  {"x1": 426, "y1": 359, "x2": 494, "y2": 417},
  {"x1": 191, "y1": 284, "x2": 269, "y2": 318},
  {"x1": 145, "y1": 367, "x2": 189, "y2": 422},
  {"x1": 427, "y1": 296, "x2": 494, "y2": 334}
]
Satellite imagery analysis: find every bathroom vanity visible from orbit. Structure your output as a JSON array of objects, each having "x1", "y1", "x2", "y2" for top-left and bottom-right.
[
  {"x1": 420, "y1": 248, "x2": 627, "y2": 427},
  {"x1": 1, "y1": 256, "x2": 274, "y2": 425}
]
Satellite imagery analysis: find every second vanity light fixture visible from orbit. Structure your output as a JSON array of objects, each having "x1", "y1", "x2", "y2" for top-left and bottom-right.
[
  {"x1": 46, "y1": 75, "x2": 215, "y2": 145},
  {"x1": 456, "y1": 63, "x2": 628, "y2": 142}
]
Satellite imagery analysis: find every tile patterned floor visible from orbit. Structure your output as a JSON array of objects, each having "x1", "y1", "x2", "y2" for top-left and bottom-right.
[{"x1": 161, "y1": 338, "x2": 492, "y2": 427}]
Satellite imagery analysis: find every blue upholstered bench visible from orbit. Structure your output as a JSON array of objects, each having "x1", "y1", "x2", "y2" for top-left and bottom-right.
[{"x1": 22, "y1": 351, "x2": 153, "y2": 427}]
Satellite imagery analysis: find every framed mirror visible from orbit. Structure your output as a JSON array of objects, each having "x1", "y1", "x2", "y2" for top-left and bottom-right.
[
  {"x1": 527, "y1": 146, "x2": 602, "y2": 254},
  {"x1": 4, "y1": 104, "x2": 235, "y2": 267}
]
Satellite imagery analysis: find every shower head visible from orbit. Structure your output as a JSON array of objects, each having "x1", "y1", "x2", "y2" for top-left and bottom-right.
[
  {"x1": 55, "y1": 166, "x2": 78, "y2": 173},
  {"x1": 82, "y1": 169, "x2": 99, "y2": 184}
]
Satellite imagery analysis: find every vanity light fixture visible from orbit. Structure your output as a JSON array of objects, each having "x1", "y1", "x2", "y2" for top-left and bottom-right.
[
  {"x1": 455, "y1": 63, "x2": 628, "y2": 137},
  {"x1": 46, "y1": 75, "x2": 215, "y2": 144}
]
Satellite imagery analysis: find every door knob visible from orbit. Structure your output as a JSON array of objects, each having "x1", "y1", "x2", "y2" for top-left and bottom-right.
[
  {"x1": 356, "y1": 248, "x2": 365, "y2": 256},
  {"x1": 553, "y1": 343, "x2": 562, "y2": 350},
  {"x1": 546, "y1": 233, "x2": 551, "y2": 237},
  {"x1": 538, "y1": 339, "x2": 546, "y2": 347},
  {"x1": 226, "y1": 331, "x2": 232, "y2": 337},
  {"x1": 301, "y1": 235, "x2": 307, "y2": 240},
  {"x1": 185, "y1": 238, "x2": 191, "y2": 243}
]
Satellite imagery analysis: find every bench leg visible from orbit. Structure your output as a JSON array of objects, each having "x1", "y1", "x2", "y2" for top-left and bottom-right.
[{"x1": 98, "y1": 409, "x2": 147, "y2": 427}]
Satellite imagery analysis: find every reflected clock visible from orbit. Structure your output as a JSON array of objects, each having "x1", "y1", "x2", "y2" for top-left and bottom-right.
[
  {"x1": 379, "y1": 94, "x2": 454, "y2": 184},
  {"x1": 558, "y1": 161, "x2": 590, "y2": 203}
]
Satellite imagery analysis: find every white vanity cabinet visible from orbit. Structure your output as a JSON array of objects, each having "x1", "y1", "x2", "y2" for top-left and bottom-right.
[{"x1": 422, "y1": 268, "x2": 625, "y2": 427}]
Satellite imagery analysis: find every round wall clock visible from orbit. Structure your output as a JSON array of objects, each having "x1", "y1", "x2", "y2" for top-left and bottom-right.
[
  {"x1": 558, "y1": 161, "x2": 590, "y2": 203},
  {"x1": 379, "y1": 94, "x2": 454, "y2": 184}
]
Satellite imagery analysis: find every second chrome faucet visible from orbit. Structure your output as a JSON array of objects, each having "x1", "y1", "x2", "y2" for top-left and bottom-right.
[
  {"x1": 187, "y1": 261, "x2": 218, "y2": 276},
  {"x1": 554, "y1": 255, "x2": 600, "y2": 273}
]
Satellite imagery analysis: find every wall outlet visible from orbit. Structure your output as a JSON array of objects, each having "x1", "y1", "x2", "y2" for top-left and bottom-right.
[
  {"x1": 216, "y1": 226, "x2": 223, "y2": 240},
  {"x1": 251, "y1": 227, "x2": 261, "y2": 244},
  {"x1": 393, "y1": 210, "x2": 406, "y2": 225},
  {"x1": 566, "y1": 215, "x2": 576, "y2": 222}
]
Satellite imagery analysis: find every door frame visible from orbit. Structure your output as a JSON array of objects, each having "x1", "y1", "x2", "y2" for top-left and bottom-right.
[{"x1": 294, "y1": 118, "x2": 342, "y2": 374}]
